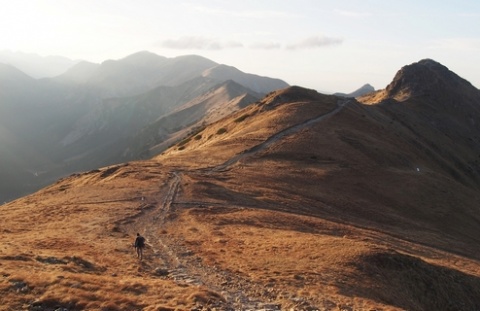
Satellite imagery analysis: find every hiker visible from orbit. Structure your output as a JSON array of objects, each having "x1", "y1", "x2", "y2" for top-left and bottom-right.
[{"x1": 134, "y1": 233, "x2": 145, "y2": 260}]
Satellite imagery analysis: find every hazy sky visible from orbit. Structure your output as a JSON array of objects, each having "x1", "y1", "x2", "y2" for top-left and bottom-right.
[{"x1": 1, "y1": 0, "x2": 479, "y2": 93}]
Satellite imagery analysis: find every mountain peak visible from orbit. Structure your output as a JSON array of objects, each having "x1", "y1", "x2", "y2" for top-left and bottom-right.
[
  {"x1": 55, "y1": 60, "x2": 99, "y2": 83},
  {"x1": 260, "y1": 86, "x2": 330, "y2": 109},
  {"x1": 271, "y1": 85, "x2": 322, "y2": 100},
  {"x1": 117, "y1": 51, "x2": 168, "y2": 66},
  {"x1": 359, "y1": 59, "x2": 478, "y2": 104},
  {"x1": 385, "y1": 58, "x2": 474, "y2": 101},
  {"x1": 334, "y1": 83, "x2": 375, "y2": 98}
]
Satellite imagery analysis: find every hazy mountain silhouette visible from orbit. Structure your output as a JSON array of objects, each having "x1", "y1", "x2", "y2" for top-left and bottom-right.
[
  {"x1": 0, "y1": 51, "x2": 288, "y2": 202},
  {"x1": 202, "y1": 64, "x2": 289, "y2": 93},
  {"x1": 0, "y1": 50, "x2": 79, "y2": 78},
  {"x1": 126, "y1": 79, "x2": 263, "y2": 158},
  {"x1": 2, "y1": 59, "x2": 480, "y2": 310},
  {"x1": 54, "y1": 60, "x2": 99, "y2": 84},
  {"x1": 334, "y1": 83, "x2": 375, "y2": 97}
]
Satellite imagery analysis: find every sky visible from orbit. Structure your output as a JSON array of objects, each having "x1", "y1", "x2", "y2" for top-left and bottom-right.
[{"x1": 1, "y1": 0, "x2": 479, "y2": 93}]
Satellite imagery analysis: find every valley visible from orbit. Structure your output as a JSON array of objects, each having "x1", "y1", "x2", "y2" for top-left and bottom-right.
[{"x1": 0, "y1": 52, "x2": 288, "y2": 203}]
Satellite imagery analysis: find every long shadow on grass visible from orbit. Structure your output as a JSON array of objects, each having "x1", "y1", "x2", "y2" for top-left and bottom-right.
[
  {"x1": 344, "y1": 250, "x2": 480, "y2": 311},
  {"x1": 188, "y1": 180, "x2": 278, "y2": 209}
]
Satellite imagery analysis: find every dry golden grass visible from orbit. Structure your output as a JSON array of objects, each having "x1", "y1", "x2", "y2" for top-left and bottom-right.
[
  {"x1": 2, "y1": 86, "x2": 480, "y2": 310},
  {"x1": 166, "y1": 205, "x2": 480, "y2": 310},
  {"x1": 0, "y1": 162, "x2": 228, "y2": 310},
  {"x1": 2, "y1": 156, "x2": 480, "y2": 310}
]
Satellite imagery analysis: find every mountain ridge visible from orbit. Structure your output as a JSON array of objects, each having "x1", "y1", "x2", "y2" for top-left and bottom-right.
[
  {"x1": 156, "y1": 63, "x2": 480, "y2": 247},
  {"x1": 202, "y1": 64, "x2": 289, "y2": 94},
  {"x1": 2, "y1": 59, "x2": 480, "y2": 309}
]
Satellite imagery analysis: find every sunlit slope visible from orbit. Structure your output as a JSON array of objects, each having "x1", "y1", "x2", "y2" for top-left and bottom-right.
[
  {"x1": 158, "y1": 78, "x2": 480, "y2": 257},
  {"x1": 2, "y1": 60, "x2": 480, "y2": 310}
]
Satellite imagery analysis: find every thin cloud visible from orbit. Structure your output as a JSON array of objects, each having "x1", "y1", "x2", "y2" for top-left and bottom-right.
[
  {"x1": 159, "y1": 35, "x2": 343, "y2": 51},
  {"x1": 250, "y1": 42, "x2": 282, "y2": 50},
  {"x1": 224, "y1": 41, "x2": 244, "y2": 48},
  {"x1": 159, "y1": 36, "x2": 242, "y2": 50},
  {"x1": 286, "y1": 36, "x2": 343, "y2": 50}
]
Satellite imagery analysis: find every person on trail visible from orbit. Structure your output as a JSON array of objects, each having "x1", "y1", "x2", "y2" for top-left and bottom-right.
[{"x1": 134, "y1": 233, "x2": 145, "y2": 260}]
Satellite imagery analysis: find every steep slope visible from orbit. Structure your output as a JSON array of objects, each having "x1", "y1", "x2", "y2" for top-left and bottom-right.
[
  {"x1": 127, "y1": 80, "x2": 263, "y2": 158},
  {"x1": 55, "y1": 77, "x2": 260, "y2": 166},
  {"x1": 359, "y1": 59, "x2": 480, "y2": 189}
]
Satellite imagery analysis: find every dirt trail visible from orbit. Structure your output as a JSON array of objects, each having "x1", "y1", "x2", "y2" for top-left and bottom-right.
[
  {"x1": 213, "y1": 98, "x2": 351, "y2": 171},
  {"x1": 123, "y1": 100, "x2": 352, "y2": 309},
  {"x1": 122, "y1": 171, "x2": 281, "y2": 310},
  {"x1": 120, "y1": 172, "x2": 179, "y2": 271}
]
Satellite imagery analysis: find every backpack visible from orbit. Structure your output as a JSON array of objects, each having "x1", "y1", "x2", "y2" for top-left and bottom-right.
[{"x1": 135, "y1": 236, "x2": 145, "y2": 248}]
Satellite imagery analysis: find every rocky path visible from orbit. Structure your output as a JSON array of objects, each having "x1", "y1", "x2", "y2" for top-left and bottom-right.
[
  {"x1": 125, "y1": 100, "x2": 352, "y2": 309},
  {"x1": 128, "y1": 171, "x2": 282, "y2": 310}
]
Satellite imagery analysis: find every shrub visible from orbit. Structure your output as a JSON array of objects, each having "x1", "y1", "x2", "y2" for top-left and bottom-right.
[
  {"x1": 234, "y1": 114, "x2": 249, "y2": 123},
  {"x1": 216, "y1": 128, "x2": 227, "y2": 135},
  {"x1": 178, "y1": 137, "x2": 191, "y2": 146}
]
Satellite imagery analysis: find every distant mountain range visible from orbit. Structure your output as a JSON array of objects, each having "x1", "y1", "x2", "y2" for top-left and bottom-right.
[
  {"x1": 0, "y1": 51, "x2": 288, "y2": 202},
  {"x1": 0, "y1": 50, "x2": 79, "y2": 78}
]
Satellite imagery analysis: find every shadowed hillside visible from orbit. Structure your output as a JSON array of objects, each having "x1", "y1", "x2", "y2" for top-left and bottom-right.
[{"x1": 1, "y1": 60, "x2": 480, "y2": 310}]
